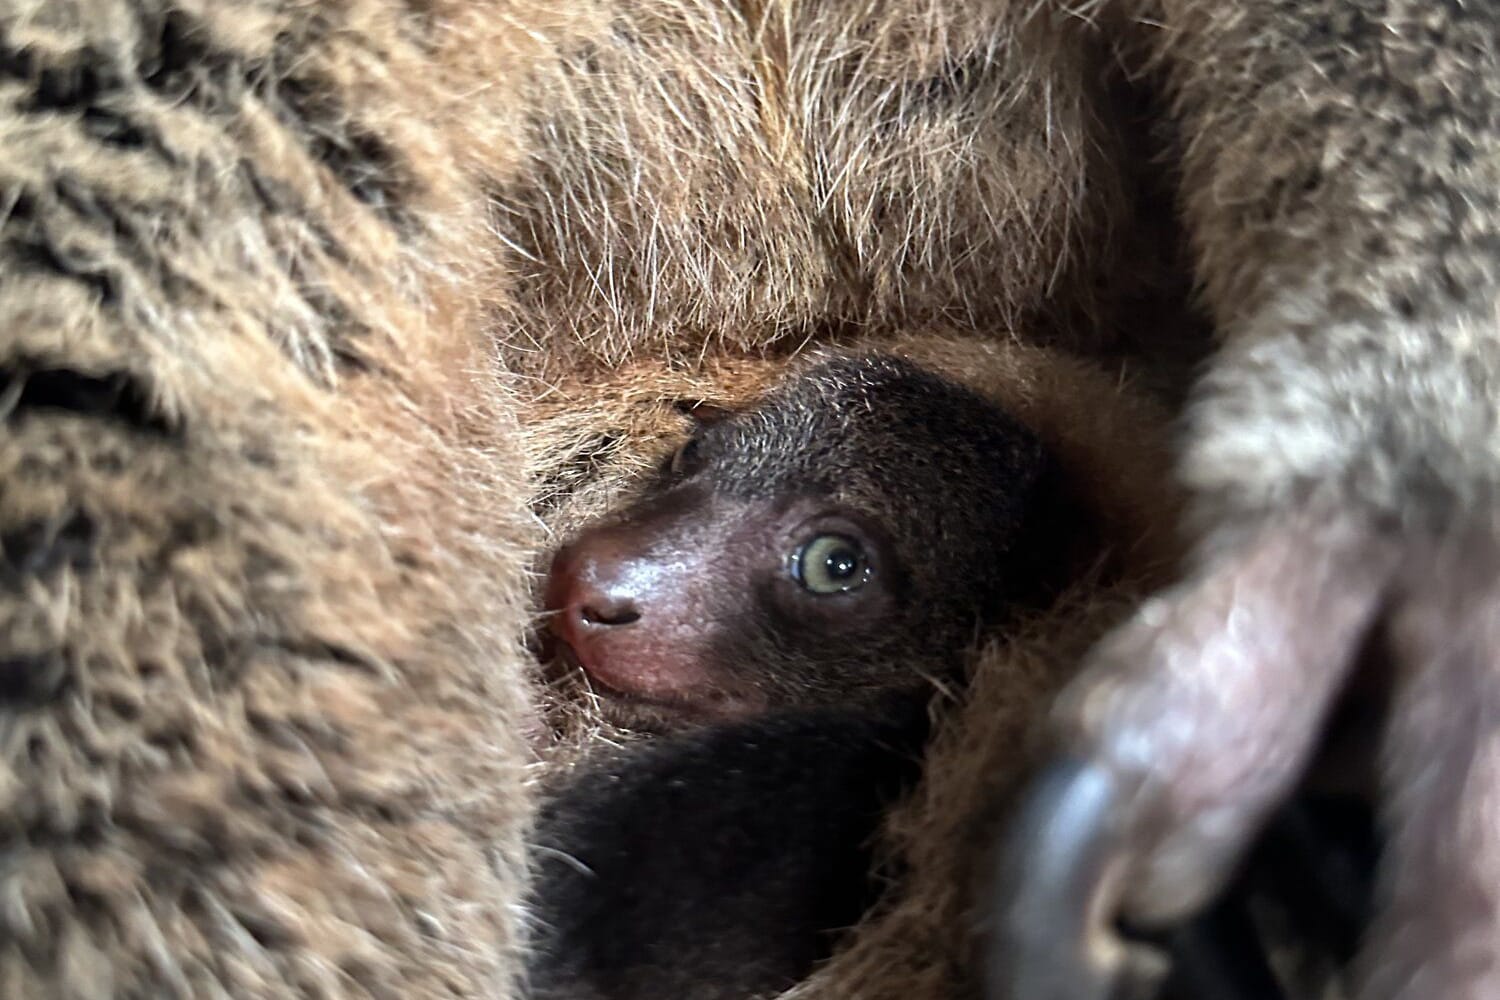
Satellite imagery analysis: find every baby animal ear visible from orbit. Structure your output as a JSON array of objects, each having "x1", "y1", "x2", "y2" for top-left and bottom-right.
[{"x1": 671, "y1": 398, "x2": 737, "y2": 426}]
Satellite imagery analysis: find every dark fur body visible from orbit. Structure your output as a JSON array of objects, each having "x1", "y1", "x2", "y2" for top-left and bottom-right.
[{"x1": 526, "y1": 695, "x2": 931, "y2": 1000}]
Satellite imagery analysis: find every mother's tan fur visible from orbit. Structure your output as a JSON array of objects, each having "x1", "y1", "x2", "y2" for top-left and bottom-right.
[{"x1": 0, "y1": 2, "x2": 582, "y2": 995}]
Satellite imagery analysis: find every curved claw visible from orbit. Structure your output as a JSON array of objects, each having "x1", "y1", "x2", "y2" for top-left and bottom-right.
[{"x1": 982, "y1": 757, "x2": 1167, "y2": 1000}]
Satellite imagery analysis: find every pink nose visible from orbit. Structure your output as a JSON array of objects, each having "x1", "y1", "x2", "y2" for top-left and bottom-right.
[
  {"x1": 545, "y1": 534, "x2": 645, "y2": 657},
  {"x1": 543, "y1": 516, "x2": 723, "y2": 707}
]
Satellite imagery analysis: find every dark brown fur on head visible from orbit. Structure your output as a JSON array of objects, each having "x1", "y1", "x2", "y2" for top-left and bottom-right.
[{"x1": 545, "y1": 354, "x2": 1061, "y2": 730}]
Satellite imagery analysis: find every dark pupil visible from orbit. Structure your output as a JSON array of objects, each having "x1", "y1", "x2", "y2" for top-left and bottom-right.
[{"x1": 824, "y1": 548, "x2": 859, "y2": 579}]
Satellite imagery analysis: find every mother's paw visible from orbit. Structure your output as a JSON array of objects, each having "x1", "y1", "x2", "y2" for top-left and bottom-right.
[{"x1": 985, "y1": 505, "x2": 1500, "y2": 999}]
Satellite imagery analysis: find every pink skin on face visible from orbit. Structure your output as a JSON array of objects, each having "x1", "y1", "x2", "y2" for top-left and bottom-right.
[
  {"x1": 545, "y1": 488, "x2": 897, "y2": 722},
  {"x1": 544, "y1": 492, "x2": 766, "y2": 720}
]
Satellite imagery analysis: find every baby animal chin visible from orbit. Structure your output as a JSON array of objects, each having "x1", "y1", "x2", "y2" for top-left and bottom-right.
[{"x1": 555, "y1": 642, "x2": 756, "y2": 728}]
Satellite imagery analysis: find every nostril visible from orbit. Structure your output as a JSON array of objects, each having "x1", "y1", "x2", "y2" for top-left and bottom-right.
[{"x1": 579, "y1": 600, "x2": 641, "y2": 627}]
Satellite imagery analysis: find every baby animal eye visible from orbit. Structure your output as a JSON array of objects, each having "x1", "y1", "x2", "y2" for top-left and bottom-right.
[{"x1": 790, "y1": 534, "x2": 870, "y2": 594}]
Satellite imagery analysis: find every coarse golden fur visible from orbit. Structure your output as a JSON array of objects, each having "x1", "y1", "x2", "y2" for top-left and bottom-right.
[{"x1": 494, "y1": 1, "x2": 1129, "y2": 376}]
